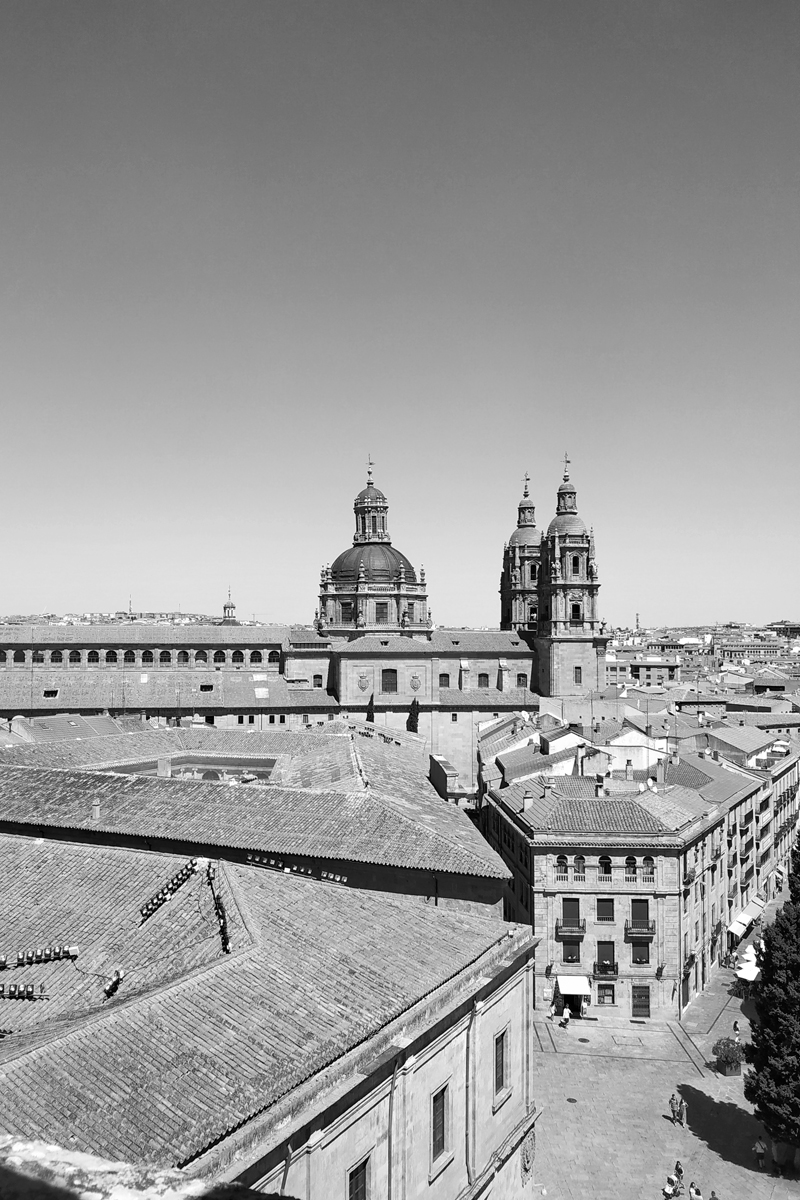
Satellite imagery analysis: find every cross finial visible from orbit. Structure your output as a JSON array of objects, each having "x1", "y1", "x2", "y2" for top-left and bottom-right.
[
  {"x1": 522, "y1": 470, "x2": 530, "y2": 497},
  {"x1": 562, "y1": 451, "x2": 570, "y2": 480},
  {"x1": 366, "y1": 454, "x2": 374, "y2": 483}
]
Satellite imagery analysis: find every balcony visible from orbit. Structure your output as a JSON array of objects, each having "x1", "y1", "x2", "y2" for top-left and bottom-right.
[
  {"x1": 556, "y1": 918, "x2": 586, "y2": 937},
  {"x1": 712, "y1": 844, "x2": 722, "y2": 860},
  {"x1": 593, "y1": 960, "x2": 618, "y2": 979},
  {"x1": 625, "y1": 919, "x2": 656, "y2": 939}
]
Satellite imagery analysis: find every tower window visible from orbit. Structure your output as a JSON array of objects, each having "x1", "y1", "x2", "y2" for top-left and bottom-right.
[
  {"x1": 478, "y1": 672, "x2": 489, "y2": 688},
  {"x1": 371, "y1": 515, "x2": 378, "y2": 534},
  {"x1": 375, "y1": 603, "x2": 389, "y2": 624},
  {"x1": 439, "y1": 673, "x2": 450, "y2": 688},
  {"x1": 516, "y1": 673, "x2": 527, "y2": 688},
  {"x1": 574, "y1": 666, "x2": 583, "y2": 685},
  {"x1": 572, "y1": 555, "x2": 580, "y2": 576},
  {"x1": 406, "y1": 603, "x2": 415, "y2": 622},
  {"x1": 313, "y1": 674, "x2": 323, "y2": 688},
  {"x1": 341, "y1": 601, "x2": 353, "y2": 623},
  {"x1": 530, "y1": 564, "x2": 538, "y2": 582},
  {"x1": 381, "y1": 669, "x2": 397, "y2": 694},
  {"x1": 571, "y1": 603, "x2": 582, "y2": 622}
]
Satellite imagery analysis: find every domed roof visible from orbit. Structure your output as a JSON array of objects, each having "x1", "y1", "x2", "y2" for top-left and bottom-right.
[
  {"x1": 509, "y1": 525, "x2": 542, "y2": 548},
  {"x1": 547, "y1": 512, "x2": 587, "y2": 537},
  {"x1": 355, "y1": 482, "x2": 387, "y2": 505},
  {"x1": 330, "y1": 543, "x2": 417, "y2": 584}
]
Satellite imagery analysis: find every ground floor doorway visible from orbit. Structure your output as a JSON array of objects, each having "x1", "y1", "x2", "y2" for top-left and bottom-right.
[{"x1": 631, "y1": 984, "x2": 651, "y2": 1018}]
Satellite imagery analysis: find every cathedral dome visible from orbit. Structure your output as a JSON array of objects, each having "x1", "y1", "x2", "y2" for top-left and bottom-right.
[
  {"x1": 509, "y1": 524, "x2": 542, "y2": 548},
  {"x1": 547, "y1": 512, "x2": 587, "y2": 537},
  {"x1": 355, "y1": 482, "x2": 387, "y2": 504},
  {"x1": 330, "y1": 543, "x2": 417, "y2": 584}
]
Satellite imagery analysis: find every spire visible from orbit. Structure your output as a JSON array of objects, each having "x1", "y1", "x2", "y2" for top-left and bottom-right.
[
  {"x1": 353, "y1": 465, "x2": 391, "y2": 545},
  {"x1": 366, "y1": 454, "x2": 374, "y2": 485},
  {"x1": 517, "y1": 469, "x2": 535, "y2": 526},
  {"x1": 562, "y1": 451, "x2": 570, "y2": 481}
]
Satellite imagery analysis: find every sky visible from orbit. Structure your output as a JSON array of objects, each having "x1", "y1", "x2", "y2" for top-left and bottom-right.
[{"x1": 1, "y1": 1, "x2": 798, "y2": 629}]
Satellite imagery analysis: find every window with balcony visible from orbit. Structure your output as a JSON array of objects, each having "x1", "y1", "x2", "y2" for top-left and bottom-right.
[
  {"x1": 573, "y1": 854, "x2": 586, "y2": 880},
  {"x1": 625, "y1": 855, "x2": 637, "y2": 881},
  {"x1": 597, "y1": 898, "x2": 614, "y2": 922},
  {"x1": 555, "y1": 855, "x2": 568, "y2": 881},
  {"x1": 642, "y1": 855, "x2": 655, "y2": 882},
  {"x1": 571, "y1": 603, "x2": 582, "y2": 622},
  {"x1": 598, "y1": 855, "x2": 612, "y2": 878}
]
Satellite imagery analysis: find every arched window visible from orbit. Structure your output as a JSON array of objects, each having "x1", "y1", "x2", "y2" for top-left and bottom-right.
[
  {"x1": 478, "y1": 672, "x2": 489, "y2": 688},
  {"x1": 556, "y1": 855, "x2": 568, "y2": 879},
  {"x1": 142, "y1": 651, "x2": 154, "y2": 665},
  {"x1": 625, "y1": 856, "x2": 637, "y2": 879},
  {"x1": 124, "y1": 650, "x2": 135, "y2": 664},
  {"x1": 50, "y1": 650, "x2": 62, "y2": 664},
  {"x1": 69, "y1": 650, "x2": 81, "y2": 665},
  {"x1": 13, "y1": 650, "x2": 25, "y2": 664},
  {"x1": 313, "y1": 674, "x2": 323, "y2": 688},
  {"x1": 105, "y1": 650, "x2": 117, "y2": 664},
  {"x1": 195, "y1": 650, "x2": 207, "y2": 664},
  {"x1": 439, "y1": 673, "x2": 450, "y2": 688},
  {"x1": 32, "y1": 650, "x2": 45, "y2": 664},
  {"x1": 573, "y1": 855, "x2": 586, "y2": 878},
  {"x1": 572, "y1": 555, "x2": 580, "y2": 576},
  {"x1": 268, "y1": 650, "x2": 280, "y2": 664},
  {"x1": 250, "y1": 650, "x2": 262, "y2": 664},
  {"x1": 87, "y1": 651, "x2": 99, "y2": 665},
  {"x1": 0, "y1": 650, "x2": 6, "y2": 663},
  {"x1": 517, "y1": 673, "x2": 528, "y2": 688},
  {"x1": 381, "y1": 669, "x2": 398, "y2": 694},
  {"x1": 159, "y1": 651, "x2": 171, "y2": 665},
  {"x1": 232, "y1": 650, "x2": 244, "y2": 664},
  {"x1": 598, "y1": 855, "x2": 612, "y2": 877},
  {"x1": 642, "y1": 856, "x2": 655, "y2": 879},
  {"x1": 177, "y1": 650, "x2": 189, "y2": 665},
  {"x1": 213, "y1": 650, "x2": 226, "y2": 664}
]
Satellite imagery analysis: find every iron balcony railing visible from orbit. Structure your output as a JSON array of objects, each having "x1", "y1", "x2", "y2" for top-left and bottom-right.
[
  {"x1": 625, "y1": 919, "x2": 656, "y2": 938},
  {"x1": 555, "y1": 918, "x2": 586, "y2": 936},
  {"x1": 593, "y1": 960, "x2": 618, "y2": 979}
]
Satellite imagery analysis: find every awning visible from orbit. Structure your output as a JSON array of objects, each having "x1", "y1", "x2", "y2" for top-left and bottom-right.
[
  {"x1": 556, "y1": 975, "x2": 593, "y2": 996},
  {"x1": 727, "y1": 919, "x2": 748, "y2": 938},
  {"x1": 737, "y1": 960, "x2": 761, "y2": 982},
  {"x1": 740, "y1": 897, "x2": 766, "y2": 923}
]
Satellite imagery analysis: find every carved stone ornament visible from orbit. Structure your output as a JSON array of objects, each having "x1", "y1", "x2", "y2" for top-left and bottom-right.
[
  {"x1": 410, "y1": 674, "x2": 421, "y2": 691},
  {"x1": 520, "y1": 1126, "x2": 536, "y2": 1186},
  {"x1": 357, "y1": 673, "x2": 369, "y2": 692}
]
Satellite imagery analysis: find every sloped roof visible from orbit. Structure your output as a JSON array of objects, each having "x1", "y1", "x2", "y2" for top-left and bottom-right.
[
  {"x1": 496, "y1": 743, "x2": 575, "y2": 783},
  {"x1": 0, "y1": 624, "x2": 289, "y2": 645},
  {"x1": 0, "y1": 763, "x2": 507, "y2": 879},
  {"x1": 492, "y1": 780, "x2": 669, "y2": 833},
  {"x1": 439, "y1": 687, "x2": 539, "y2": 709},
  {"x1": 0, "y1": 846, "x2": 530, "y2": 1165},
  {"x1": 706, "y1": 725, "x2": 779, "y2": 754}
]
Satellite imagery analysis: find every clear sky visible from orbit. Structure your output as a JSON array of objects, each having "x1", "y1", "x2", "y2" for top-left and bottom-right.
[{"x1": 1, "y1": 1, "x2": 798, "y2": 628}]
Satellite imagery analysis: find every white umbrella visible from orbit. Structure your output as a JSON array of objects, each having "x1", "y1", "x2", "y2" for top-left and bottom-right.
[{"x1": 737, "y1": 959, "x2": 761, "y2": 982}]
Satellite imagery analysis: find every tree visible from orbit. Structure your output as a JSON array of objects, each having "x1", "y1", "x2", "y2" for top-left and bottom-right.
[
  {"x1": 788, "y1": 833, "x2": 800, "y2": 905},
  {"x1": 743, "y1": 899, "x2": 800, "y2": 1147},
  {"x1": 406, "y1": 697, "x2": 420, "y2": 733},
  {"x1": 366, "y1": 693, "x2": 375, "y2": 724}
]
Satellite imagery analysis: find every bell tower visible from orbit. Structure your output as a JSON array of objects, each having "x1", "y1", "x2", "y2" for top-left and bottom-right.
[
  {"x1": 534, "y1": 456, "x2": 607, "y2": 695},
  {"x1": 500, "y1": 473, "x2": 542, "y2": 631}
]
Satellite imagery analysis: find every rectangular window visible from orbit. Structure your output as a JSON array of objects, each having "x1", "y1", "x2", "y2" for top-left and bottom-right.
[
  {"x1": 237, "y1": 714, "x2": 244, "y2": 724},
  {"x1": 348, "y1": 1159, "x2": 368, "y2": 1200},
  {"x1": 431, "y1": 1085, "x2": 448, "y2": 1161},
  {"x1": 562, "y1": 897, "x2": 580, "y2": 922},
  {"x1": 597, "y1": 940, "x2": 615, "y2": 965},
  {"x1": 631, "y1": 898, "x2": 649, "y2": 924},
  {"x1": 313, "y1": 674, "x2": 323, "y2": 688},
  {"x1": 597, "y1": 983, "x2": 615, "y2": 1005},
  {"x1": 249, "y1": 714, "x2": 255, "y2": 724},
  {"x1": 406, "y1": 603, "x2": 414, "y2": 623},
  {"x1": 341, "y1": 602, "x2": 353, "y2": 623},
  {"x1": 562, "y1": 939, "x2": 580, "y2": 963},
  {"x1": 269, "y1": 714, "x2": 275, "y2": 724},
  {"x1": 451, "y1": 713, "x2": 458, "y2": 722},
  {"x1": 302, "y1": 714, "x2": 309, "y2": 725},
  {"x1": 478, "y1": 672, "x2": 490, "y2": 688},
  {"x1": 632, "y1": 941, "x2": 650, "y2": 965},
  {"x1": 597, "y1": 898, "x2": 614, "y2": 922},
  {"x1": 516, "y1": 673, "x2": 528, "y2": 688},
  {"x1": 375, "y1": 603, "x2": 389, "y2": 624},
  {"x1": 381, "y1": 669, "x2": 398, "y2": 694},
  {"x1": 279, "y1": 715, "x2": 285, "y2": 724},
  {"x1": 571, "y1": 603, "x2": 582, "y2": 621},
  {"x1": 439, "y1": 673, "x2": 450, "y2": 688},
  {"x1": 494, "y1": 1029, "x2": 507, "y2": 1094},
  {"x1": 573, "y1": 666, "x2": 582, "y2": 685}
]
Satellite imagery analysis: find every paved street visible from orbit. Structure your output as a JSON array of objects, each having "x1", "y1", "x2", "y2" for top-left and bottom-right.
[{"x1": 530, "y1": 888, "x2": 798, "y2": 1199}]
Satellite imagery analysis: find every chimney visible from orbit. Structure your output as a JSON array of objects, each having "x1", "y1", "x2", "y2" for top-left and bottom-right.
[
  {"x1": 594, "y1": 773, "x2": 604, "y2": 798},
  {"x1": 523, "y1": 790, "x2": 535, "y2": 811},
  {"x1": 576, "y1": 745, "x2": 586, "y2": 775},
  {"x1": 625, "y1": 759, "x2": 633, "y2": 782},
  {"x1": 645, "y1": 723, "x2": 653, "y2": 737},
  {"x1": 157, "y1": 756, "x2": 172, "y2": 778},
  {"x1": 542, "y1": 780, "x2": 553, "y2": 801},
  {"x1": 656, "y1": 757, "x2": 666, "y2": 784},
  {"x1": 91, "y1": 799, "x2": 100, "y2": 822}
]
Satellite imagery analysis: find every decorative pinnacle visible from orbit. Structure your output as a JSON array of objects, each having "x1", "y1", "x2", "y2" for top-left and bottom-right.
[
  {"x1": 562, "y1": 452, "x2": 570, "y2": 481},
  {"x1": 522, "y1": 470, "x2": 530, "y2": 497},
  {"x1": 366, "y1": 454, "x2": 374, "y2": 484}
]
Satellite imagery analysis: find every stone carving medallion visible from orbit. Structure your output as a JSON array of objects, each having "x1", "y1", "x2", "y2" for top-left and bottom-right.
[
  {"x1": 410, "y1": 674, "x2": 421, "y2": 691},
  {"x1": 357, "y1": 674, "x2": 369, "y2": 692},
  {"x1": 520, "y1": 1126, "x2": 536, "y2": 1186}
]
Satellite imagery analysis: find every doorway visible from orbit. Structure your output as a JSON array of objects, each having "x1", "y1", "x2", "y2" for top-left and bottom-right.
[{"x1": 631, "y1": 984, "x2": 651, "y2": 1018}]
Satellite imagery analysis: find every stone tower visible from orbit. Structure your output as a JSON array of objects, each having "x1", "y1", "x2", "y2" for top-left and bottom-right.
[
  {"x1": 500, "y1": 473, "x2": 542, "y2": 632},
  {"x1": 534, "y1": 458, "x2": 607, "y2": 695},
  {"x1": 318, "y1": 463, "x2": 429, "y2": 638}
]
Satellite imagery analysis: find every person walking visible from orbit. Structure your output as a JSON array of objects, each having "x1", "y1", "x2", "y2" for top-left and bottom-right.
[
  {"x1": 559, "y1": 1006, "x2": 571, "y2": 1029},
  {"x1": 669, "y1": 1093, "x2": 680, "y2": 1124},
  {"x1": 547, "y1": 1001, "x2": 556, "y2": 1022},
  {"x1": 688, "y1": 1184, "x2": 703, "y2": 1200},
  {"x1": 678, "y1": 1097, "x2": 688, "y2": 1127},
  {"x1": 674, "y1": 1161, "x2": 684, "y2": 1190},
  {"x1": 708, "y1": 1191, "x2": 719, "y2": 1200},
  {"x1": 733, "y1": 1019, "x2": 740, "y2": 1044},
  {"x1": 753, "y1": 1136, "x2": 767, "y2": 1170}
]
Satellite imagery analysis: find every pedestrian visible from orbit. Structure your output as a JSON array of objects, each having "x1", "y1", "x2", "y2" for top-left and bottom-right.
[
  {"x1": 733, "y1": 951, "x2": 739, "y2": 968},
  {"x1": 560, "y1": 1006, "x2": 571, "y2": 1029},
  {"x1": 678, "y1": 1097, "x2": 688, "y2": 1127},
  {"x1": 709, "y1": 1191, "x2": 719, "y2": 1200},
  {"x1": 753, "y1": 1135, "x2": 767, "y2": 1170},
  {"x1": 669, "y1": 1093, "x2": 680, "y2": 1124},
  {"x1": 733, "y1": 1019, "x2": 740, "y2": 1044},
  {"x1": 688, "y1": 1185, "x2": 702, "y2": 1200},
  {"x1": 674, "y1": 1161, "x2": 684, "y2": 1190},
  {"x1": 547, "y1": 1001, "x2": 556, "y2": 1022}
]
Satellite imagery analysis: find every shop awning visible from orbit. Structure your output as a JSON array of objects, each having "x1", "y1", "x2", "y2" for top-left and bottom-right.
[
  {"x1": 737, "y1": 960, "x2": 761, "y2": 982},
  {"x1": 741, "y1": 896, "x2": 766, "y2": 923},
  {"x1": 727, "y1": 919, "x2": 748, "y2": 938},
  {"x1": 556, "y1": 975, "x2": 593, "y2": 996}
]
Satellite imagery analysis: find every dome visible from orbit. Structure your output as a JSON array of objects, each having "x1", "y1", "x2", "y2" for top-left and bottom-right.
[
  {"x1": 509, "y1": 525, "x2": 542, "y2": 548},
  {"x1": 330, "y1": 543, "x2": 417, "y2": 584},
  {"x1": 355, "y1": 482, "x2": 387, "y2": 504},
  {"x1": 547, "y1": 512, "x2": 587, "y2": 537}
]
